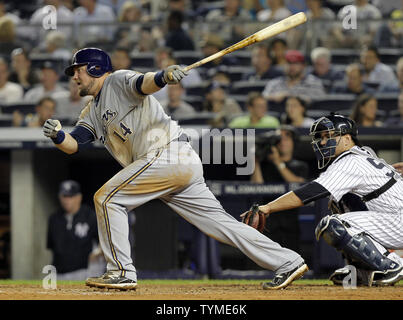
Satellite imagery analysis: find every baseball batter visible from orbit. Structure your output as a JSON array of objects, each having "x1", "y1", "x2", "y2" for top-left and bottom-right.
[
  {"x1": 42, "y1": 48, "x2": 308, "y2": 290},
  {"x1": 254, "y1": 114, "x2": 403, "y2": 287}
]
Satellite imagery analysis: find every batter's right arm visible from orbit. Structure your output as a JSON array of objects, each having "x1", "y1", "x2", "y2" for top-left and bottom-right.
[{"x1": 136, "y1": 65, "x2": 188, "y2": 95}]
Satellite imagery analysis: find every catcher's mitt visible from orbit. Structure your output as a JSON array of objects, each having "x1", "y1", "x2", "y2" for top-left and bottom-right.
[{"x1": 241, "y1": 203, "x2": 266, "y2": 233}]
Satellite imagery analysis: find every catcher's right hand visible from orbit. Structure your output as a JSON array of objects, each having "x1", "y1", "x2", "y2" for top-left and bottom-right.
[
  {"x1": 240, "y1": 203, "x2": 266, "y2": 233},
  {"x1": 43, "y1": 119, "x2": 62, "y2": 138}
]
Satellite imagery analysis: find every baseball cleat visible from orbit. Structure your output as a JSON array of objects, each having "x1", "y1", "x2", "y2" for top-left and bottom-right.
[
  {"x1": 262, "y1": 263, "x2": 308, "y2": 290},
  {"x1": 372, "y1": 265, "x2": 403, "y2": 286},
  {"x1": 85, "y1": 271, "x2": 137, "y2": 290}
]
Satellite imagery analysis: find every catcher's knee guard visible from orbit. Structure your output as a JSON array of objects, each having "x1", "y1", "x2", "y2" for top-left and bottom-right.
[{"x1": 315, "y1": 215, "x2": 399, "y2": 272}]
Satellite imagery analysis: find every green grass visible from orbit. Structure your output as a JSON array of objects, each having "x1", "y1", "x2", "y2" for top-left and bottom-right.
[
  {"x1": 0, "y1": 279, "x2": 400, "y2": 286},
  {"x1": 0, "y1": 279, "x2": 332, "y2": 286}
]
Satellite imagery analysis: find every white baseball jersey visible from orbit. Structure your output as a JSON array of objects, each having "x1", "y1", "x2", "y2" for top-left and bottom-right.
[
  {"x1": 76, "y1": 70, "x2": 182, "y2": 167},
  {"x1": 315, "y1": 146, "x2": 403, "y2": 250},
  {"x1": 315, "y1": 146, "x2": 403, "y2": 214}
]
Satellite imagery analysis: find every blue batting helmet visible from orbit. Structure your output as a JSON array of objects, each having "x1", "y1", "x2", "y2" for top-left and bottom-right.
[{"x1": 64, "y1": 47, "x2": 112, "y2": 77}]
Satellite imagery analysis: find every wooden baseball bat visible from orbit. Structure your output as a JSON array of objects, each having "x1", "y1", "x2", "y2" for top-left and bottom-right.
[{"x1": 168, "y1": 12, "x2": 307, "y2": 80}]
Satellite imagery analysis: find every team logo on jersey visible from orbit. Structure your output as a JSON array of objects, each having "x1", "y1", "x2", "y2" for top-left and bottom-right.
[
  {"x1": 74, "y1": 222, "x2": 89, "y2": 238},
  {"x1": 102, "y1": 109, "x2": 117, "y2": 124}
]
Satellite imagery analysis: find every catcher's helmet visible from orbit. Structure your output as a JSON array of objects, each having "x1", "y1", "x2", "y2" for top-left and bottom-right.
[
  {"x1": 310, "y1": 114, "x2": 359, "y2": 169},
  {"x1": 64, "y1": 47, "x2": 112, "y2": 77}
]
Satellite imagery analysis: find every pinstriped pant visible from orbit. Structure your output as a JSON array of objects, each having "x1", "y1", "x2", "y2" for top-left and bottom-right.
[
  {"x1": 339, "y1": 211, "x2": 403, "y2": 250},
  {"x1": 92, "y1": 141, "x2": 304, "y2": 281}
]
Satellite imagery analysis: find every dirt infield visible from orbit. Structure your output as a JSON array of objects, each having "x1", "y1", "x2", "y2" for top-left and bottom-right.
[{"x1": 0, "y1": 281, "x2": 402, "y2": 300}]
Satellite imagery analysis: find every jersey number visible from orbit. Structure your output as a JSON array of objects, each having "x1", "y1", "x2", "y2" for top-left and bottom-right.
[{"x1": 366, "y1": 158, "x2": 394, "y2": 178}]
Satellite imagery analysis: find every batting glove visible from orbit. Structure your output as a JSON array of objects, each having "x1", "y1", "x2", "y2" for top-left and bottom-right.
[
  {"x1": 43, "y1": 119, "x2": 62, "y2": 139},
  {"x1": 163, "y1": 65, "x2": 188, "y2": 84}
]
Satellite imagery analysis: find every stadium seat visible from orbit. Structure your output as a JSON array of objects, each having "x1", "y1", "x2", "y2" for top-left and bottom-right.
[
  {"x1": 174, "y1": 51, "x2": 203, "y2": 65},
  {"x1": 1, "y1": 103, "x2": 36, "y2": 115},
  {"x1": 375, "y1": 93, "x2": 398, "y2": 112},
  {"x1": 230, "y1": 80, "x2": 267, "y2": 95},
  {"x1": 177, "y1": 112, "x2": 216, "y2": 125},
  {"x1": 306, "y1": 109, "x2": 329, "y2": 119},
  {"x1": 230, "y1": 51, "x2": 252, "y2": 66},
  {"x1": 378, "y1": 48, "x2": 403, "y2": 65},
  {"x1": 228, "y1": 94, "x2": 247, "y2": 110},
  {"x1": 183, "y1": 95, "x2": 204, "y2": 111},
  {"x1": 310, "y1": 94, "x2": 356, "y2": 112},
  {"x1": 185, "y1": 81, "x2": 209, "y2": 97},
  {"x1": 131, "y1": 52, "x2": 155, "y2": 68},
  {"x1": 0, "y1": 114, "x2": 13, "y2": 127},
  {"x1": 226, "y1": 66, "x2": 255, "y2": 81},
  {"x1": 330, "y1": 49, "x2": 360, "y2": 65}
]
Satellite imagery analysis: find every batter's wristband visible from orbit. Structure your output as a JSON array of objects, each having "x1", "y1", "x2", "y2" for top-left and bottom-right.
[
  {"x1": 154, "y1": 71, "x2": 166, "y2": 88},
  {"x1": 51, "y1": 130, "x2": 65, "y2": 144}
]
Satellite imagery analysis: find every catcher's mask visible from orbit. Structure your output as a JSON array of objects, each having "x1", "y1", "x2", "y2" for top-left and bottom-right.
[{"x1": 309, "y1": 114, "x2": 358, "y2": 169}]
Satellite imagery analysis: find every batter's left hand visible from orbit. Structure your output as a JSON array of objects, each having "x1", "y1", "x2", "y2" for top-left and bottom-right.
[{"x1": 163, "y1": 65, "x2": 188, "y2": 84}]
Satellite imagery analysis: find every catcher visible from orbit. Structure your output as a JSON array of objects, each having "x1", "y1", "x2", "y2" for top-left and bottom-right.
[{"x1": 243, "y1": 114, "x2": 403, "y2": 287}]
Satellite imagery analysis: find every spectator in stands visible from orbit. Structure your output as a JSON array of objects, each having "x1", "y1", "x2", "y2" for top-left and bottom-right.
[
  {"x1": 384, "y1": 92, "x2": 403, "y2": 127},
  {"x1": 331, "y1": 0, "x2": 382, "y2": 48},
  {"x1": 304, "y1": 0, "x2": 336, "y2": 50},
  {"x1": 115, "y1": 1, "x2": 146, "y2": 50},
  {"x1": 251, "y1": 125, "x2": 309, "y2": 253},
  {"x1": 360, "y1": 46, "x2": 398, "y2": 89},
  {"x1": 371, "y1": 0, "x2": 400, "y2": 17},
  {"x1": 33, "y1": 31, "x2": 72, "y2": 61},
  {"x1": 47, "y1": 180, "x2": 103, "y2": 280},
  {"x1": 374, "y1": 5, "x2": 403, "y2": 48},
  {"x1": 269, "y1": 38, "x2": 288, "y2": 71},
  {"x1": 256, "y1": 0, "x2": 291, "y2": 21},
  {"x1": 74, "y1": 0, "x2": 116, "y2": 46},
  {"x1": 0, "y1": 1, "x2": 20, "y2": 26},
  {"x1": 331, "y1": 63, "x2": 376, "y2": 95},
  {"x1": 386, "y1": 92, "x2": 403, "y2": 127},
  {"x1": 13, "y1": 96, "x2": 56, "y2": 128},
  {"x1": 282, "y1": 95, "x2": 315, "y2": 128},
  {"x1": 111, "y1": 47, "x2": 132, "y2": 71},
  {"x1": 29, "y1": 0, "x2": 74, "y2": 43},
  {"x1": 262, "y1": 50, "x2": 325, "y2": 103},
  {"x1": 229, "y1": 91, "x2": 280, "y2": 128},
  {"x1": 160, "y1": 83, "x2": 196, "y2": 120},
  {"x1": 350, "y1": 93, "x2": 383, "y2": 127},
  {"x1": 203, "y1": 81, "x2": 242, "y2": 128},
  {"x1": 199, "y1": 33, "x2": 240, "y2": 71},
  {"x1": 98, "y1": 0, "x2": 128, "y2": 15},
  {"x1": 379, "y1": 57, "x2": 403, "y2": 93},
  {"x1": 24, "y1": 61, "x2": 68, "y2": 103},
  {"x1": 164, "y1": 10, "x2": 195, "y2": 51},
  {"x1": 308, "y1": 47, "x2": 344, "y2": 93},
  {"x1": 53, "y1": 78, "x2": 92, "y2": 123},
  {"x1": 205, "y1": 0, "x2": 251, "y2": 46},
  {"x1": 242, "y1": 44, "x2": 284, "y2": 82},
  {"x1": 0, "y1": 58, "x2": 23, "y2": 103},
  {"x1": 0, "y1": 16, "x2": 23, "y2": 56},
  {"x1": 9, "y1": 48, "x2": 39, "y2": 91}
]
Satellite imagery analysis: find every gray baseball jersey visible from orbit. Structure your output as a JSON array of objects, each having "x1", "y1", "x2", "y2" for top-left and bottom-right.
[
  {"x1": 75, "y1": 70, "x2": 304, "y2": 280},
  {"x1": 77, "y1": 70, "x2": 182, "y2": 167}
]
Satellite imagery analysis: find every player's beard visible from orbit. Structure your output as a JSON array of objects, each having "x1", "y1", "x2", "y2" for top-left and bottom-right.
[{"x1": 79, "y1": 78, "x2": 95, "y2": 96}]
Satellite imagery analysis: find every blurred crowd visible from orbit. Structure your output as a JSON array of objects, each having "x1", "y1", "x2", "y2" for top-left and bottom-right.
[{"x1": 0, "y1": 0, "x2": 401, "y2": 130}]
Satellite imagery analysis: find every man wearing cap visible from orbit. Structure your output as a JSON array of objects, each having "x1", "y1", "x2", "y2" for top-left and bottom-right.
[
  {"x1": 262, "y1": 50, "x2": 325, "y2": 103},
  {"x1": 23, "y1": 61, "x2": 68, "y2": 103},
  {"x1": 47, "y1": 180, "x2": 102, "y2": 280}
]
